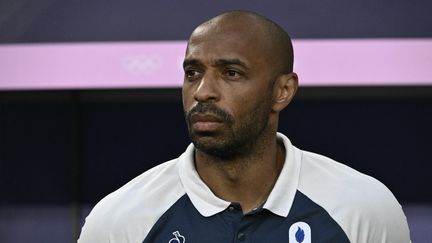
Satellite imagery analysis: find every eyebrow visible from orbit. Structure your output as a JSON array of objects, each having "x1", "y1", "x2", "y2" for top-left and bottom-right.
[
  {"x1": 183, "y1": 58, "x2": 249, "y2": 70},
  {"x1": 214, "y1": 59, "x2": 248, "y2": 69},
  {"x1": 183, "y1": 59, "x2": 201, "y2": 69}
]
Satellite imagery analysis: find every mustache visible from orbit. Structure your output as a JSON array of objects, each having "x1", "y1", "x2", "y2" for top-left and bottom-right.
[{"x1": 186, "y1": 103, "x2": 234, "y2": 124}]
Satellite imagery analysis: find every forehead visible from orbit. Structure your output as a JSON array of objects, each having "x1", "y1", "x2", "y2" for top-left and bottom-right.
[{"x1": 185, "y1": 23, "x2": 271, "y2": 67}]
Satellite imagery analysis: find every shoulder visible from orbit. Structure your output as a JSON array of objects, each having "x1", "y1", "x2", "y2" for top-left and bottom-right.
[
  {"x1": 78, "y1": 158, "x2": 186, "y2": 243},
  {"x1": 298, "y1": 149, "x2": 410, "y2": 243}
]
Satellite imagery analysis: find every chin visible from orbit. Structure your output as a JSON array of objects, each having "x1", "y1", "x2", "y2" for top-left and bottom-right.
[{"x1": 192, "y1": 136, "x2": 248, "y2": 159}]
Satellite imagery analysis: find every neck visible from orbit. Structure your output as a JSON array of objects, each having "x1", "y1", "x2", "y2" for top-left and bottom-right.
[{"x1": 194, "y1": 132, "x2": 285, "y2": 214}]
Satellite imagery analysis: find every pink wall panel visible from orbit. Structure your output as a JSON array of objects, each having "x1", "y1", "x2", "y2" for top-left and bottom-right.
[{"x1": 1, "y1": 39, "x2": 431, "y2": 90}]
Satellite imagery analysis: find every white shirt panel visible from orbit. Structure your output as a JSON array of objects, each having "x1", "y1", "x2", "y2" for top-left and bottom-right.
[
  {"x1": 298, "y1": 150, "x2": 410, "y2": 243},
  {"x1": 78, "y1": 159, "x2": 185, "y2": 243}
]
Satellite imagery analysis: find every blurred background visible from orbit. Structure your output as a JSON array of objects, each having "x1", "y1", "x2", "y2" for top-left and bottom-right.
[{"x1": 0, "y1": 0, "x2": 431, "y2": 242}]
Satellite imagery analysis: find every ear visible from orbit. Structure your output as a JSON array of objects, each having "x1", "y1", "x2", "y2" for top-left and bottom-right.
[{"x1": 272, "y1": 72, "x2": 298, "y2": 112}]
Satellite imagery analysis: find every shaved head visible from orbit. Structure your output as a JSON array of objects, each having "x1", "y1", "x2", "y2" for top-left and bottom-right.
[
  {"x1": 183, "y1": 10, "x2": 298, "y2": 158},
  {"x1": 188, "y1": 10, "x2": 294, "y2": 75}
]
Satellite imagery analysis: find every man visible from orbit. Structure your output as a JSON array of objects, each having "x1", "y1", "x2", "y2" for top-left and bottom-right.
[{"x1": 79, "y1": 11, "x2": 410, "y2": 242}]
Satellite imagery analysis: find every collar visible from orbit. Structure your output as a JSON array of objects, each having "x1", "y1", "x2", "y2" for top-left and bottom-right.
[{"x1": 178, "y1": 132, "x2": 302, "y2": 217}]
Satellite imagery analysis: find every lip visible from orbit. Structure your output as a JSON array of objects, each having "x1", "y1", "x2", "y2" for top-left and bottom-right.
[
  {"x1": 190, "y1": 113, "x2": 223, "y2": 123},
  {"x1": 190, "y1": 113, "x2": 223, "y2": 132}
]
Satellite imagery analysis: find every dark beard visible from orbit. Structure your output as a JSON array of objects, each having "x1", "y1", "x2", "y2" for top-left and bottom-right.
[{"x1": 185, "y1": 100, "x2": 271, "y2": 160}]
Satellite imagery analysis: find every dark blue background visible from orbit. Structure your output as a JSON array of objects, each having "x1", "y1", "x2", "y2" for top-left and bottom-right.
[
  {"x1": 1, "y1": 90, "x2": 431, "y2": 205},
  {"x1": 1, "y1": 0, "x2": 432, "y2": 43}
]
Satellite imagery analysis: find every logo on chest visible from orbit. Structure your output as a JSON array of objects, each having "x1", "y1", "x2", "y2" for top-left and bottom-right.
[
  {"x1": 289, "y1": 222, "x2": 311, "y2": 243},
  {"x1": 168, "y1": 230, "x2": 186, "y2": 243}
]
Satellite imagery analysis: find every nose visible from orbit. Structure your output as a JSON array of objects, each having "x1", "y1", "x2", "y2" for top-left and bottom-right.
[{"x1": 193, "y1": 73, "x2": 220, "y2": 102}]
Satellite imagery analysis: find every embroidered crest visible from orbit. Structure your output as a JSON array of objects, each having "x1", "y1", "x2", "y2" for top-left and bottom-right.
[{"x1": 289, "y1": 222, "x2": 311, "y2": 243}]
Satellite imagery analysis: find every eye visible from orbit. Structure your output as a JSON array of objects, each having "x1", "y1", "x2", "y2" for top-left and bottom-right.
[
  {"x1": 184, "y1": 69, "x2": 201, "y2": 80},
  {"x1": 226, "y1": 70, "x2": 239, "y2": 77},
  {"x1": 224, "y1": 69, "x2": 243, "y2": 80}
]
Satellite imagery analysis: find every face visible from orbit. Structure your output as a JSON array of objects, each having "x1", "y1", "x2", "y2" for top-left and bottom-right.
[{"x1": 182, "y1": 21, "x2": 278, "y2": 158}]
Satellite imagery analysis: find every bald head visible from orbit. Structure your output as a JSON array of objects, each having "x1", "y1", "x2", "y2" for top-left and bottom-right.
[
  {"x1": 183, "y1": 11, "x2": 298, "y2": 158},
  {"x1": 188, "y1": 10, "x2": 294, "y2": 75}
]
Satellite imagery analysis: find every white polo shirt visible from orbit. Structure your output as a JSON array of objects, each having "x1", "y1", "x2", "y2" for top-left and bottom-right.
[{"x1": 79, "y1": 133, "x2": 410, "y2": 243}]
